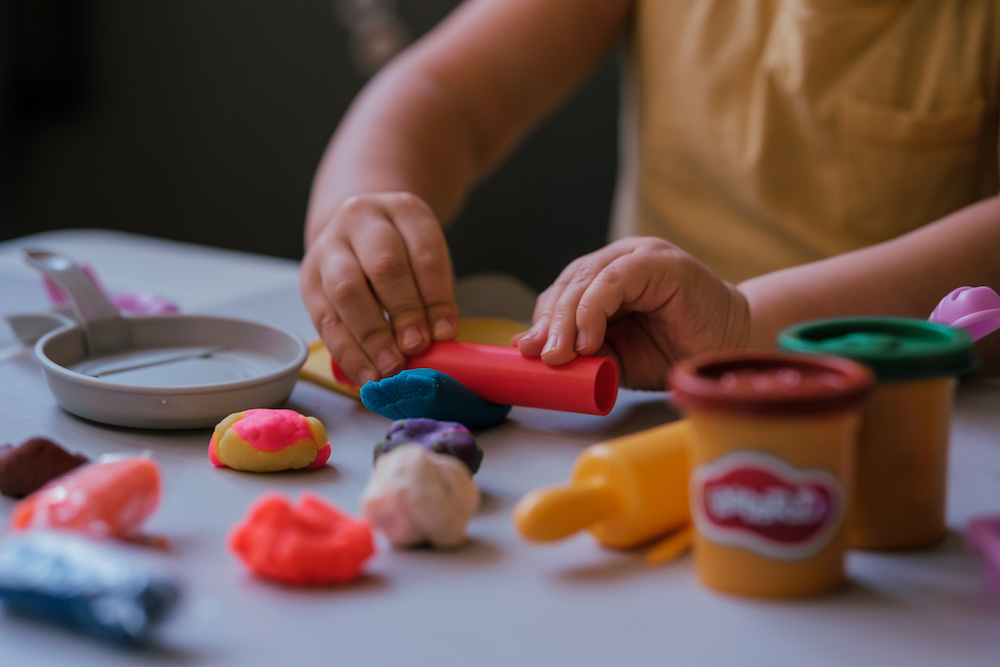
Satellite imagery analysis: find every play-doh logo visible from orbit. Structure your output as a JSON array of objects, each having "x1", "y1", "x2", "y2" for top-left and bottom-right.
[{"x1": 691, "y1": 451, "x2": 844, "y2": 560}]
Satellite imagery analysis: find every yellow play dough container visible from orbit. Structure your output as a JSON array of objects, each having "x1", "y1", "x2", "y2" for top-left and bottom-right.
[
  {"x1": 847, "y1": 378, "x2": 954, "y2": 548},
  {"x1": 779, "y1": 318, "x2": 977, "y2": 550},
  {"x1": 670, "y1": 352, "x2": 873, "y2": 598}
]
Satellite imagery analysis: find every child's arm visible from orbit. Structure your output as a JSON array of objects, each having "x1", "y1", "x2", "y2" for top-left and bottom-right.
[
  {"x1": 520, "y1": 195, "x2": 1000, "y2": 388},
  {"x1": 742, "y1": 195, "x2": 1000, "y2": 372},
  {"x1": 301, "y1": 0, "x2": 633, "y2": 385}
]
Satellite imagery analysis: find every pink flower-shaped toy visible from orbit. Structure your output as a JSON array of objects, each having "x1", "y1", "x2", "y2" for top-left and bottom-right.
[{"x1": 929, "y1": 286, "x2": 1000, "y2": 342}]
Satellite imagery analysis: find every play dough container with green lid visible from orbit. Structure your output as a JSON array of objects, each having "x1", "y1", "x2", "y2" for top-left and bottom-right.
[
  {"x1": 778, "y1": 317, "x2": 977, "y2": 550},
  {"x1": 670, "y1": 351, "x2": 873, "y2": 598}
]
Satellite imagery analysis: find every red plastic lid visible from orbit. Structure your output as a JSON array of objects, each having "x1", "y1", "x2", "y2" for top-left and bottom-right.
[{"x1": 669, "y1": 351, "x2": 873, "y2": 416}]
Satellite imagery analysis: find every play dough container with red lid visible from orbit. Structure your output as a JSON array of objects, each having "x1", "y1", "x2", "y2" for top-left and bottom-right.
[
  {"x1": 670, "y1": 351, "x2": 873, "y2": 598},
  {"x1": 779, "y1": 317, "x2": 977, "y2": 550}
]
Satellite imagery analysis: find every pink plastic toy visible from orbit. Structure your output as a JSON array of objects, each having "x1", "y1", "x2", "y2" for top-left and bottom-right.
[
  {"x1": 43, "y1": 262, "x2": 179, "y2": 315},
  {"x1": 966, "y1": 516, "x2": 1000, "y2": 597},
  {"x1": 929, "y1": 286, "x2": 1000, "y2": 342},
  {"x1": 333, "y1": 341, "x2": 619, "y2": 416}
]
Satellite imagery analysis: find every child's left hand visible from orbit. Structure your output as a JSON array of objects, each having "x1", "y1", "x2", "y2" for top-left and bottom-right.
[{"x1": 514, "y1": 237, "x2": 751, "y2": 390}]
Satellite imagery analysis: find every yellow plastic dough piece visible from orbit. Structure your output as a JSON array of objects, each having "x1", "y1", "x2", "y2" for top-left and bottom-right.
[
  {"x1": 453, "y1": 317, "x2": 527, "y2": 346},
  {"x1": 514, "y1": 420, "x2": 692, "y2": 549},
  {"x1": 644, "y1": 526, "x2": 694, "y2": 566},
  {"x1": 299, "y1": 341, "x2": 361, "y2": 399}
]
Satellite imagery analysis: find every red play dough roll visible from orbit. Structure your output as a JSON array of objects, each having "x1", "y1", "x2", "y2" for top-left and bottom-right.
[
  {"x1": 333, "y1": 341, "x2": 619, "y2": 416},
  {"x1": 11, "y1": 457, "x2": 161, "y2": 538}
]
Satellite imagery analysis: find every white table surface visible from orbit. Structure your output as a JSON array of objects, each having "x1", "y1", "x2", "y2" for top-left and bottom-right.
[{"x1": 1, "y1": 229, "x2": 999, "y2": 667}]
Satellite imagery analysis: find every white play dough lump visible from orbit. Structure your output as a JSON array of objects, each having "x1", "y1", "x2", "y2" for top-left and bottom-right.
[{"x1": 360, "y1": 444, "x2": 480, "y2": 549}]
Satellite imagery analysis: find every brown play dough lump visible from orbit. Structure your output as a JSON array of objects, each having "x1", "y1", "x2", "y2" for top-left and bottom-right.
[{"x1": 0, "y1": 437, "x2": 89, "y2": 498}]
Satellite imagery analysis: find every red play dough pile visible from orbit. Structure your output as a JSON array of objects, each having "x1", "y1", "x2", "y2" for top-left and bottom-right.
[{"x1": 229, "y1": 492, "x2": 375, "y2": 586}]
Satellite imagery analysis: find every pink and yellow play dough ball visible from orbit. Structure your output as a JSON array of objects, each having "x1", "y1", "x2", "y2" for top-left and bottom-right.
[{"x1": 209, "y1": 409, "x2": 330, "y2": 472}]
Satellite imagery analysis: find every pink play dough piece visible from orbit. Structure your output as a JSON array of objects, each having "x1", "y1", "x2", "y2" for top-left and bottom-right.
[{"x1": 232, "y1": 409, "x2": 317, "y2": 452}]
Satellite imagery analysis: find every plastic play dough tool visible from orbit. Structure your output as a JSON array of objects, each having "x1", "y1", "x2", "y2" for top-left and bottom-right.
[
  {"x1": 334, "y1": 341, "x2": 619, "y2": 416},
  {"x1": 23, "y1": 248, "x2": 307, "y2": 429},
  {"x1": 24, "y1": 248, "x2": 132, "y2": 357},
  {"x1": 514, "y1": 420, "x2": 692, "y2": 549},
  {"x1": 966, "y1": 516, "x2": 1000, "y2": 598},
  {"x1": 928, "y1": 285, "x2": 1000, "y2": 342},
  {"x1": 644, "y1": 526, "x2": 695, "y2": 566},
  {"x1": 301, "y1": 318, "x2": 528, "y2": 401}
]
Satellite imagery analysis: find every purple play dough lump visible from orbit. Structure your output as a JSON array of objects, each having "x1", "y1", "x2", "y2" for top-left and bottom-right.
[{"x1": 374, "y1": 418, "x2": 483, "y2": 474}]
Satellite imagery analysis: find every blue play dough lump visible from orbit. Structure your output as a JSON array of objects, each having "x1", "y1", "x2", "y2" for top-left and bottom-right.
[
  {"x1": 360, "y1": 368, "x2": 511, "y2": 431},
  {"x1": 375, "y1": 418, "x2": 484, "y2": 474},
  {"x1": 0, "y1": 532, "x2": 180, "y2": 644}
]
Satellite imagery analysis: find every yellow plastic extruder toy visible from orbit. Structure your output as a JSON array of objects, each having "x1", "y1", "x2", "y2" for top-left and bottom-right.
[{"x1": 514, "y1": 420, "x2": 693, "y2": 563}]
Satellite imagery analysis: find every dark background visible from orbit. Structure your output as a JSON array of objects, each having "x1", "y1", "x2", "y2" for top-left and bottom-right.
[{"x1": 0, "y1": 0, "x2": 619, "y2": 293}]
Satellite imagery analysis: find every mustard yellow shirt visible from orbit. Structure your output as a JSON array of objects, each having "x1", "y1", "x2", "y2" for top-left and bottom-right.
[{"x1": 611, "y1": 0, "x2": 1000, "y2": 283}]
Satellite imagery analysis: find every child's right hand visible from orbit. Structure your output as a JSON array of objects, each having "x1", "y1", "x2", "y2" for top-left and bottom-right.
[
  {"x1": 300, "y1": 192, "x2": 460, "y2": 386},
  {"x1": 514, "y1": 237, "x2": 751, "y2": 390}
]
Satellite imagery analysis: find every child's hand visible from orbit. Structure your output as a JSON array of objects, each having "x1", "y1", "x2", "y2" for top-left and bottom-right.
[
  {"x1": 515, "y1": 237, "x2": 751, "y2": 390},
  {"x1": 300, "y1": 192, "x2": 460, "y2": 386}
]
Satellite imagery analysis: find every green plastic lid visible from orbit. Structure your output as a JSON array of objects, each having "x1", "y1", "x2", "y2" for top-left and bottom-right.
[{"x1": 777, "y1": 317, "x2": 977, "y2": 381}]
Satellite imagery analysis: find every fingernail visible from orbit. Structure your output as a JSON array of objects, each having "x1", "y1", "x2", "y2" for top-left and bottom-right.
[
  {"x1": 575, "y1": 330, "x2": 589, "y2": 351},
  {"x1": 375, "y1": 348, "x2": 399, "y2": 375},
  {"x1": 401, "y1": 326, "x2": 425, "y2": 350},
  {"x1": 542, "y1": 334, "x2": 560, "y2": 354},
  {"x1": 358, "y1": 369, "x2": 378, "y2": 386},
  {"x1": 432, "y1": 318, "x2": 455, "y2": 340}
]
